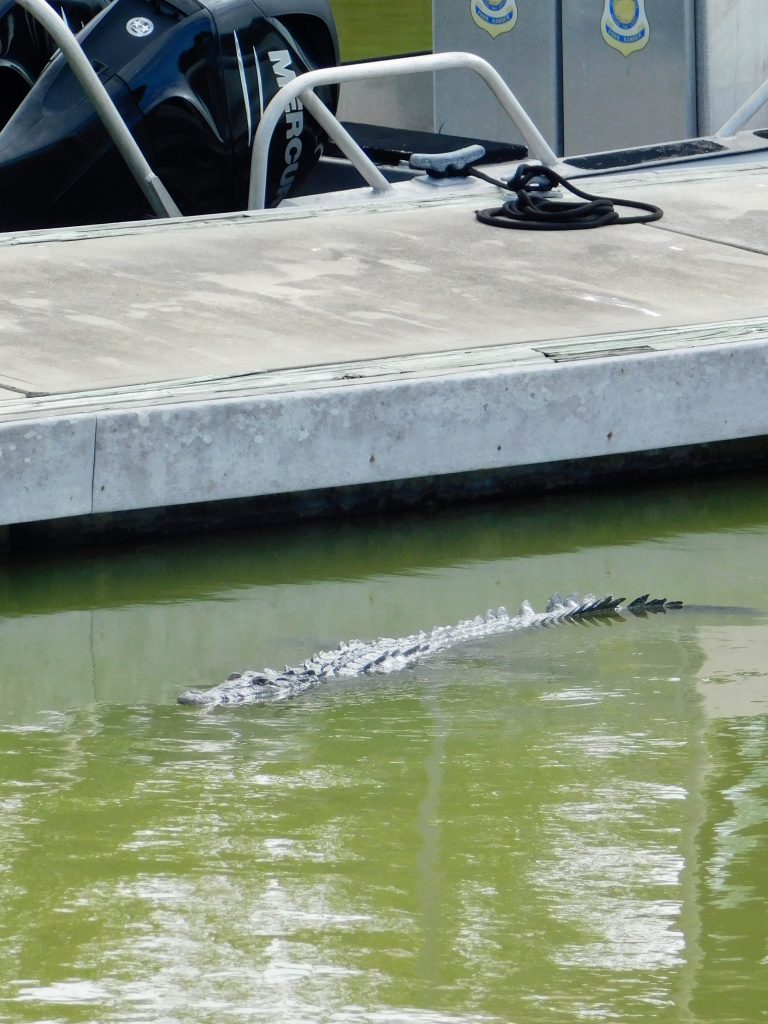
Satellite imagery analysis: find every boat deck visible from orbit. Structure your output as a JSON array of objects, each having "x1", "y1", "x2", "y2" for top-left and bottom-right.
[{"x1": 1, "y1": 160, "x2": 767, "y2": 536}]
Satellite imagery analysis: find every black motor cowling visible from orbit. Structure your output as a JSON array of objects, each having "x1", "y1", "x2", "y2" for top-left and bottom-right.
[
  {"x1": 0, "y1": 0, "x2": 112, "y2": 127},
  {"x1": 0, "y1": 0, "x2": 338, "y2": 230}
]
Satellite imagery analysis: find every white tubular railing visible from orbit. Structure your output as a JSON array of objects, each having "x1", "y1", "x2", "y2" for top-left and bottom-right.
[
  {"x1": 716, "y1": 77, "x2": 768, "y2": 137},
  {"x1": 248, "y1": 51, "x2": 558, "y2": 210},
  {"x1": 15, "y1": 0, "x2": 180, "y2": 219}
]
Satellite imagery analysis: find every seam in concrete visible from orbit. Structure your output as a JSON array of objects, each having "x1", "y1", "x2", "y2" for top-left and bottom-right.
[
  {"x1": 649, "y1": 221, "x2": 768, "y2": 257},
  {"x1": 90, "y1": 415, "x2": 99, "y2": 514},
  {"x1": 0, "y1": 382, "x2": 35, "y2": 396}
]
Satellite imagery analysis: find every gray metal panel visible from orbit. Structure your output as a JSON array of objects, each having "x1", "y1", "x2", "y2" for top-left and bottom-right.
[
  {"x1": 433, "y1": 1, "x2": 561, "y2": 152},
  {"x1": 562, "y1": 0, "x2": 696, "y2": 155},
  {"x1": 337, "y1": 76, "x2": 435, "y2": 132},
  {"x1": 696, "y1": 0, "x2": 768, "y2": 134}
]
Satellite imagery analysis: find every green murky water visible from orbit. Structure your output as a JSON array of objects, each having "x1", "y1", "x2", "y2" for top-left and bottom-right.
[{"x1": 2, "y1": 476, "x2": 768, "y2": 1024}]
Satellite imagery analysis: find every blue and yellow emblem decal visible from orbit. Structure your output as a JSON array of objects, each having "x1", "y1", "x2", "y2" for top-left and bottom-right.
[
  {"x1": 471, "y1": 0, "x2": 518, "y2": 39},
  {"x1": 601, "y1": 0, "x2": 650, "y2": 56}
]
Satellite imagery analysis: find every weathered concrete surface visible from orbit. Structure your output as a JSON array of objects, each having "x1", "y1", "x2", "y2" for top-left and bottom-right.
[
  {"x1": 0, "y1": 416, "x2": 95, "y2": 524},
  {"x1": 86, "y1": 340, "x2": 767, "y2": 516},
  {"x1": 641, "y1": 167, "x2": 768, "y2": 253},
  {"x1": 0, "y1": 167, "x2": 766, "y2": 396},
  {"x1": 0, "y1": 162, "x2": 767, "y2": 529}
]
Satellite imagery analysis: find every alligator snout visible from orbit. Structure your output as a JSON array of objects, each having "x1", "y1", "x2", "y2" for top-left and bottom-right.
[
  {"x1": 177, "y1": 689, "x2": 213, "y2": 706},
  {"x1": 178, "y1": 670, "x2": 285, "y2": 706}
]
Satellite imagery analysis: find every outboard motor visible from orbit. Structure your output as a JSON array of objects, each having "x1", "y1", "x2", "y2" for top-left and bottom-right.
[
  {"x1": 0, "y1": 0, "x2": 110, "y2": 127},
  {"x1": 0, "y1": 0, "x2": 338, "y2": 230}
]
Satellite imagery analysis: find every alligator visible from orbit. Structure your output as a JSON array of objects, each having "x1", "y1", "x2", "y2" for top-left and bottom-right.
[{"x1": 177, "y1": 593, "x2": 685, "y2": 708}]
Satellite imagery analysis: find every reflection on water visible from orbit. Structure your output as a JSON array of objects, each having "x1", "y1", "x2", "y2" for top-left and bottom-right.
[{"x1": 1, "y1": 476, "x2": 767, "y2": 1023}]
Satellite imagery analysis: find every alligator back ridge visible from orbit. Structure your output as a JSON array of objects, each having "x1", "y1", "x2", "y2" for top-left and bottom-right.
[{"x1": 176, "y1": 593, "x2": 683, "y2": 708}]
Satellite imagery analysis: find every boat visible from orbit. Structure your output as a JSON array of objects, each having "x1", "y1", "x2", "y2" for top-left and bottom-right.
[
  {"x1": 1, "y1": 0, "x2": 767, "y2": 545},
  {"x1": 0, "y1": 0, "x2": 339, "y2": 228}
]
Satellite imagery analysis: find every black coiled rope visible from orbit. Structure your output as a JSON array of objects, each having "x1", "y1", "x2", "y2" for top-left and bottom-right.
[{"x1": 472, "y1": 164, "x2": 663, "y2": 231}]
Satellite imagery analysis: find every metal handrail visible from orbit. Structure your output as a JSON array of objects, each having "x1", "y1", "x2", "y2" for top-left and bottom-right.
[
  {"x1": 248, "y1": 51, "x2": 559, "y2": 210},
  {"x1": 14, "y1": 0, "x2": 180, "y2": 219},
  {"x1": 716, "y1": 77, "x2": 768, "y2": 137}
]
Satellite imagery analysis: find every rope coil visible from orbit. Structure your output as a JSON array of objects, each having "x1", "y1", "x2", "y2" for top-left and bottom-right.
[{"x1": 473, "y1": 164, "x2": 663, "y2": 231}]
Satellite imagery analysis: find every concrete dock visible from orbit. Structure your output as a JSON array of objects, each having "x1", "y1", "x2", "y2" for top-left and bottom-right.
[{"x1": 1, "y1": 159, "x2": 767, "y2": 541}]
